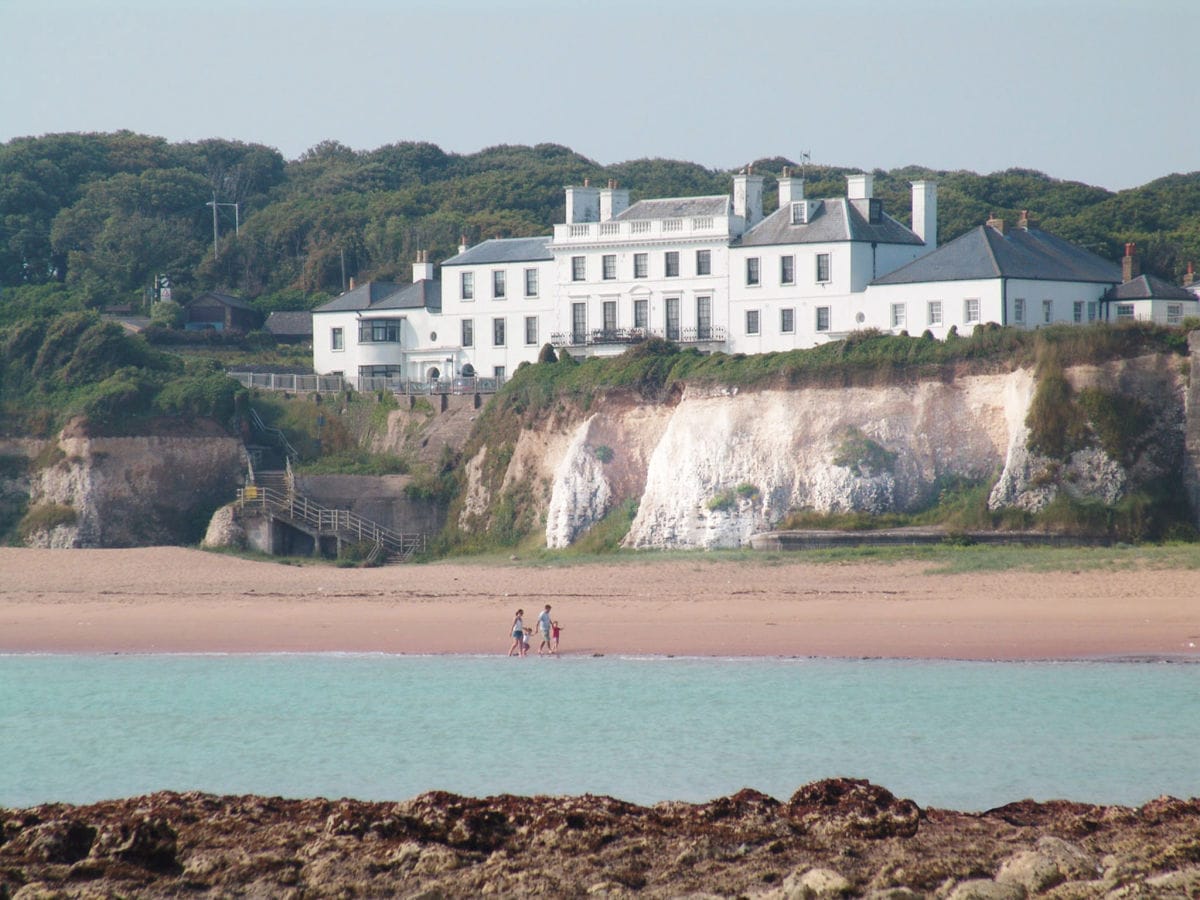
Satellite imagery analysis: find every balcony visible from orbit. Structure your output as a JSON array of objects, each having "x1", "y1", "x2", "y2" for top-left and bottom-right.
[{"x1": 550, "y1": 325, "x2": 727, "y2": 350}]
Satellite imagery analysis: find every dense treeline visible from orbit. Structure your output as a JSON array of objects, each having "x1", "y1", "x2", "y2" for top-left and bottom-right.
[
  {"x1": 2, "y1": 131, "x2": 1199, "y2": 320},
  {"x1": 0, "y1": 310, "x2": 244, "y2": 435}
]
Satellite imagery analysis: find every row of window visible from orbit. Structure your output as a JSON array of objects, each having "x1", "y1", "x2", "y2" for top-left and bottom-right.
[
  {"x1": 742, "y1": 307, "x2": 832, "y2": 336},
  {"x1": 570, "y1": 249, "x2": 711, "y2": 283},
  {"x1": 566, "y1": 250, "x2": 832, "y2": 287},
  {"x1": 330, "y1": 317, "x2": 542, "y2": 351},
  {"x1": 460, "y1": 268, "x2": 540, "y2": 301},
  {"x1": 1011, "y1": 298, "x2": 1098, "y2": 326},
  {"x1": 745, "y1": 253, "x2": 830, "y2": 287},
  {"x1": 459, "y1": 316, "x2": 539, "y2": 348}
]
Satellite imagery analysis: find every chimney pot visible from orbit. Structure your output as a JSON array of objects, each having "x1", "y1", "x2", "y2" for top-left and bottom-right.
[
  {"x1": 1122, "y1": 242, "x2": 1140, "y2": 283},
  {"x1": 349, "y1": 276, "x2": 356, "y2": 291},
  {"x1": 986, "y1": 214, "x2": 1006, "y2": 234},
  {"x1": 1186, "y1": 261, "x2": 1195, "y2": 287}
]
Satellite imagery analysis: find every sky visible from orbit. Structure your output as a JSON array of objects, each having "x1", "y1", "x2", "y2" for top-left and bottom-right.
[{"x1": 1, "y1": 0, "x2": 1197, "y2": 191}]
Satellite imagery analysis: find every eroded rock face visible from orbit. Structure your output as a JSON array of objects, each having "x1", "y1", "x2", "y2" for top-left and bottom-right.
[
  {"x1": 2, "y1": 780, "x2": 1197, "y2": 898},
  {"x1": 461, "y1": 352, "x2": 1190, "y2": 550},
  {"x1": 19, "y1": 419, "x2": 246, "y2": 548}
]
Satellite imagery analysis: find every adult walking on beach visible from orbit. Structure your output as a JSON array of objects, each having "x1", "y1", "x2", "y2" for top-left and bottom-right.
[
  {"x1": 508, "y1": 609, "x2": 527, "y2": 657},
  {"x1": 535, "y1": 604, "x2": 554, "y2": 655}
]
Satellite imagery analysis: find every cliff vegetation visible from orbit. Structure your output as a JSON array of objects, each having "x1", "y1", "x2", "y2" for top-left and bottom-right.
[{"x1": 444, "y1": 323, "x2": 1197, "y2": 554}]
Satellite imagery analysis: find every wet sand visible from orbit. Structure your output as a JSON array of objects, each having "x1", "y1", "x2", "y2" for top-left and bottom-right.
[{"x1": 2, "y1": 547, "x2": 1198, "y2": 659}]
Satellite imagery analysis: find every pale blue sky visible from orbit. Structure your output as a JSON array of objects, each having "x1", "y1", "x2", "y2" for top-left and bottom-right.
[{"x1": 1, "y1": 0, "x2": 1196, "y2": 190}]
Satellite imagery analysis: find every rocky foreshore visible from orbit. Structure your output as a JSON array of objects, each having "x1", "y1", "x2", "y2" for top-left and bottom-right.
[{"x1": 2, "y1": 779, "x2": 1198, "y2": 898}]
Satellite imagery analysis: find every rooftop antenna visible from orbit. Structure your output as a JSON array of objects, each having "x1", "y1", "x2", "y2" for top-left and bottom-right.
[{"x1": 798, "y1": 151, "x2": 811, "y2": 182}]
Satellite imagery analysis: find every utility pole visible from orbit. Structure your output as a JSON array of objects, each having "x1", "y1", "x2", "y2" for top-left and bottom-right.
[{"x1": 206, "y1": 194, "x2": 241, "y2": 260}]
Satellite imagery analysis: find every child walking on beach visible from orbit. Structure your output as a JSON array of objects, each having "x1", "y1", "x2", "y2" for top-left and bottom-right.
[{"x1": 551, "y1": 620, "x2": 563, "y2": 653}]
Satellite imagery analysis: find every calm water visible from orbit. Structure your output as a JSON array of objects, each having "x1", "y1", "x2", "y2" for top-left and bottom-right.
[{"x1": 1, "y1": 655, "x2": 1197, "y2": 811}]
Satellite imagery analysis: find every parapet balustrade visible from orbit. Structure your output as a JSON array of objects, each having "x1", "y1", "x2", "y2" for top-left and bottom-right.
[{"x1": 553, "y1": 216, "x2": 728, "y2": 244}]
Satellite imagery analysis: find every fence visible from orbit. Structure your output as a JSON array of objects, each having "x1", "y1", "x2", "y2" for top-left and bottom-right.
[{"x1": 229, "y1": 372, "x2": 505, "y2": 396}]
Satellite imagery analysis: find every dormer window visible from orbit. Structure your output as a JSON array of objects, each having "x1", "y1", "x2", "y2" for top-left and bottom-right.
[{"x1": 791, "y1": 201, "x2": 807, "y2": 225}]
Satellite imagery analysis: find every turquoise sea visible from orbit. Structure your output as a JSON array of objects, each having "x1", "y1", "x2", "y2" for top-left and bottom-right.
[{"x1": 2, "y1": 655, "x2": 1198, "y2": 811}]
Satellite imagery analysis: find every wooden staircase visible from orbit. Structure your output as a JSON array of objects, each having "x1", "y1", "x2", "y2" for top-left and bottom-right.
[{"x1": 239, "y1": 466, "x2": 425, "y2": 564}]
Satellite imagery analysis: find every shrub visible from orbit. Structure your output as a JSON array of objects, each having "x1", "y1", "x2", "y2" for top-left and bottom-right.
[
  {"x1": 18, "y1": 502, "x2": 77, "y2": 540},
  {"x1": 149, "y1": 299, "x2": 185, "y2": 328},
  {"x1": 537, "y1": 343, "x2": 558, "y2": 364},
  {"x1": 1076, "y1": 388, "x2": 1152, "y2": 465},
  {"x1": 593, "y1": 444, "x2": 614, "y2": 463},
  {"x1": 569, "y1": 498, "x2": 639, "y2": 553},
  {"x1": 832, "y1": 427, "x2": 897, "y2": 476},
  {"x1": 155, "y1": 372, "x2": 244, "y2": 421},
  {"x1": 1025, "y1": 347, "x2": 1088, "y2": 460}
]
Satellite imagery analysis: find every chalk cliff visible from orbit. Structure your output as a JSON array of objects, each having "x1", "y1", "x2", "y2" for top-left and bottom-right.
[
  {"x1": 458, "y1": 352, "x2": 1190, "y2": 550},
  {"x1": 2, "y1": 419, "x2": 245, "y2": 548}
]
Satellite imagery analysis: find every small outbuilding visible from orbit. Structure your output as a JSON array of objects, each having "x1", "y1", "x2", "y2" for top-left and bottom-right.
[
  {"x1": 264, "y1": 310, "x2": 314, "y2": 344},
  {"x1": 184, "y1": 291, "x2": 261, "y2": 332},
  {"x1": 1101, "y1": 244, "x2": 1200, "y2": 325}
]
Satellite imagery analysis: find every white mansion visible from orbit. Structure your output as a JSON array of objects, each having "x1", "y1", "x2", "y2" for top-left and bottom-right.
[{"x1": 312, "y1": 172, "x2": 1198, "y2": 382}]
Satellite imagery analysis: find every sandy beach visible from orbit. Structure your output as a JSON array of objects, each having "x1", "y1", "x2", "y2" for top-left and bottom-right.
[{"x1": 1, "y1": 547, "x2": 1197, "y2": 659}]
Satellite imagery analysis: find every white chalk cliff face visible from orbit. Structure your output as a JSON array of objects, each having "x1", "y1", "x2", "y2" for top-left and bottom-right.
[
  {"x1": 19, "y1": 430, "x2": 246, "y2": 548},
  {"x1": 624, "y1": 377, "x2": 1012, "y2": 549},
  {"x1": 464, "y1": 354, "x2": 1188, "y2": 550}
]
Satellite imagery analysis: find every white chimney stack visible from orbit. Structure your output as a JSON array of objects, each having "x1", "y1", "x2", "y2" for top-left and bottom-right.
[
  {"x1": 599, "y1": 179, "x2": 630, "y2": 221},
  {"x1": 911, "y1": 180, "x2": 937, "y2": 251},
  {"x1": 846, "y1": 173, "x2": 874, "y2": 200},
  {"x1": 565, "y1": 180, "x2": 601, "y2": 224},
  {"x1": 412, "y1": 250, "x2": 434, "y2": 283},
  {"x1": 778, "y1": 168, "x2": 804, "y2": 206},
  {"x1": 732, "y1": 168, "x2": 764, "y2": 229}
]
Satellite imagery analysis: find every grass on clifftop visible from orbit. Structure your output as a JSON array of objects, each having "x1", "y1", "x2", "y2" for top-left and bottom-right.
[
  {"x1": 444, "y1": 322, "x2": 1193, "y2": 556},
  {"x1": 492, "y1": 322, "x2": 1189, "y2": 424}
]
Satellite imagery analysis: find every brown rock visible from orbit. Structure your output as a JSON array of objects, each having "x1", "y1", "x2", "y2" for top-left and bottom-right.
[{"x1": 1, "y1": 782, "x2": 1198, "y2": 898}]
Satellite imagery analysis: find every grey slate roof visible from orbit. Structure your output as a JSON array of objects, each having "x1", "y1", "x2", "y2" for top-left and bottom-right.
[
  {"x1": 441, "y1": 236, "x2": 552, "y2": 267},
  {"x1": 738, "y1": 198, "x2": 923, "y2": 248},
  {"x1": 613, "y1": 196, "x2": 731, "y2": 220},
  {"x1": 1103, "y1": 273, "x2": 1198, "y2": 302},
  {"x1": 263, "y1": 310, "x2": 314, "y2": 337},
  {"x1": 872, "y1": 225, "x2": 1122, "y2": 286},
  {"x1": 313, "y1": 280, "x2": 441, "y2": 313}
]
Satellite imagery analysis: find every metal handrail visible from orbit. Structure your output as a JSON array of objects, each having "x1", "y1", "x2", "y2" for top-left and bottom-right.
[
  {"x1": 248, "y1": 407, "x2": 300, "y2": 462},
  {"x1": 237, "y1": 484, "x2": 426, "y2": 561},
  {"x1": 228, "y1": 372, "x2": 506, "y2": 396},
  {"x1": 550, "y1": 325, "x2": 726, "y2": 348}
]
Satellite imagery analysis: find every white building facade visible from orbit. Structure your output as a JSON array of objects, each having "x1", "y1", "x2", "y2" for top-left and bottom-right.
[
  {"x1": 311, "y1": 172, "x2": 1195, "y2": 383},
  {"x1": 727, "y1": 173, "x2": 934, "y2": 352}
]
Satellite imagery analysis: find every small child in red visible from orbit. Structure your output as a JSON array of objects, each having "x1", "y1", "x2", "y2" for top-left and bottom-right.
[{"x1": 551, "y1": 620, "x2": 563, "y2": 653}]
